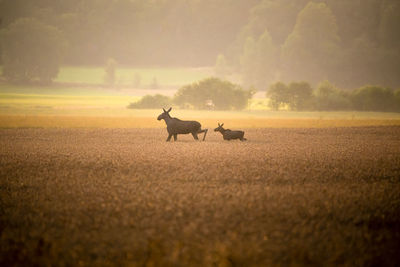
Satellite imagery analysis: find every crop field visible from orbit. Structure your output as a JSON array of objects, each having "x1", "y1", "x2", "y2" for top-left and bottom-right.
[{"x1": 1, "y1": 126, "x2": 400, "y2": 266}]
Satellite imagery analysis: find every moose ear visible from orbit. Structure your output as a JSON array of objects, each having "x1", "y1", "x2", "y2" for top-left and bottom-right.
[
  {"x1": 221, "y1": 123, "x2": 224, "y2": 127},
  {"x1": 218, "y1": 123, "x2": 220, "y2": 126},
  {"x1": 167, "y1": 107, "x2": 172, "y2": 113},
  {"x1": 163, "y1": 108, "x2": 166, "y2": 112}
]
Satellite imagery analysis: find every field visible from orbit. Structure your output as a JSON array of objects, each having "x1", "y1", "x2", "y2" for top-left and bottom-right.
[
  {"x1": 1, "y1": 127, "x2": 400, "y2": 266},
  {"x1": 2, "y1": 83, "x2": 400, "y2": 129},
  {"x1": 1, "y1": 66, "x2": 400, "y2": 265}
]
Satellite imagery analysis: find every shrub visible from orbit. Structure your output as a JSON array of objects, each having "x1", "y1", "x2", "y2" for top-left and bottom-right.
[
  {"x1": 267, "y1": 81, "x2": 313, "y2": 110},
  {"x1": 314, "y1": 80, "x2": 351, "y2": 111},
  {"x1": 128, "y1": 94, "x2": 171, "y2": 109},
  {"x1": 174, "y1": 77, "x2": 253, "y2": 110},
  {"x1": 351, "y1": 85, "x2": 397, "y2": 112},
  {"x1": 267, "y1": 82, "x2": 290, "y2": 110},
  {"x1": 287, "y1": 81, "x2": 313, "y2": 110}
]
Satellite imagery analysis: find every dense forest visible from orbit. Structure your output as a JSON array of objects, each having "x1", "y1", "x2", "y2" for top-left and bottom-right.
[{"x1": 0, "y1": 0, "x2": 399, "y2": 88}]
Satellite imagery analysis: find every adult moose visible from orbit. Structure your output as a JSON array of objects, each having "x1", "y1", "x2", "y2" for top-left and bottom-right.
[
  {"x1": 157, "y1": 108, "x2": 208, "y2": 142},
  {"x1": 214, "y1": 123, "x2": 247, "y2": 141}
]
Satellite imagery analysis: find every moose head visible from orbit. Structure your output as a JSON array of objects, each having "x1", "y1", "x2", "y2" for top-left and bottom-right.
[
  {"x1": 214, "y1": 122, "x2": 224, "y2": 132},
  {"x1": 157, "y1": 107, "x2": 172, "y2": 121}
]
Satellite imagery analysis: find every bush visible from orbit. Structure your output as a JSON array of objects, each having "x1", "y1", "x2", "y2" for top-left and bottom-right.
[
  {"x1": 128, "y1": 94, "x2": 171, "y2": 109},
  {"x1": 0, "y1": 18, "x2": 67, "y2": 84},
  {"x1": 267, "y1": 81, "x2": 313, "y2": 110},
  {"x1": 351, "y1": 85, "x2": 397, "y2": 112},
  {"x1": 267, "y1": 82, "x2": 290, "y2": 110},
  {"x1": 314, "y1": 80, "x2": 351, "y2": 110},
  {"x1": 174, "y1": 77, "x2": 253, "y2": 110},
  {"x1": 288, "y1": 81, "x2": 313, "y2": 110}
]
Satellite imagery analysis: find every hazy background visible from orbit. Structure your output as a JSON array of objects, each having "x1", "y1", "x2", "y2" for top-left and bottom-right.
[{"x1": 1, "y1": 0, "x2": 399, "y2": 90}]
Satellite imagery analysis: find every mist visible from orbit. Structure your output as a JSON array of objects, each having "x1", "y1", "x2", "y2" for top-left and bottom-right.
[{"x1": 1, "y1": 0, "x2": 399, "y2": 89}]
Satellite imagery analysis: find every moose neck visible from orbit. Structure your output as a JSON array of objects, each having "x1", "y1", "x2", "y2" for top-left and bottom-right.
[
  {"x1": 219, "y1": 127, "x2": 226, "y2": 134},
  {"x1": 162, "y1": 115, "x2": 173, "y2": 125}
]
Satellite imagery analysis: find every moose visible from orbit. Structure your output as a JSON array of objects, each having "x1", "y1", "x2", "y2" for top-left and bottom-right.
[
  {"x1": 214, "y1": 123, "x2": 247, "y2": 141},
  {"x1": 157, "y1": 108, "x2": 208, "y2": 142}
]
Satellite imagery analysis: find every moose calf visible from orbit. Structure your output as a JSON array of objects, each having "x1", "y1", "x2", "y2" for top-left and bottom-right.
[{"x1": 214, "y1": 123, "x2": 247, "y2": 141}]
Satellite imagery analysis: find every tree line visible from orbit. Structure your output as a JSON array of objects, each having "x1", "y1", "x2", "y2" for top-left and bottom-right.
[
  {"x1": 129, "y1": 77, "x2": 400, "y2": 112},
  {"x1": 129, "y1": 77, "x2": 254, "y2": 110},
  {"x1": 223, "y1": 0, "x2": 400, "y2": 89},
  {"x1": 267, "y1": 80, "x2": 400, "y2": 112},
  {"x1": 0, "y1": 0, "x2": 399, "y2": 89}
]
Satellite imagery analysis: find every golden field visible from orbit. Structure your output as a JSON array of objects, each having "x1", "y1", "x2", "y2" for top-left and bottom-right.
[
  {"x1": 2, "y1": 114, "x2": 400, "y2": 128},
  {"x1": 1, "y1": 127, "x2": 400, "y2": 266}
]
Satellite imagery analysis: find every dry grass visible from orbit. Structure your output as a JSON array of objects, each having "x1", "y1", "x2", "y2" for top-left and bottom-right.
[
  {"x1": 1, "y1": 127, "x2": 400, "y2": 266},
  {"x1": 1, "y1": 114, "x2": 400, "y2": 128}
]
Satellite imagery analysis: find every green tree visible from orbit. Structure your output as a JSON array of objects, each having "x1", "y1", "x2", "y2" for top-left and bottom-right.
[
  {"x1": 267, "y1": 81, "x2": 313, "y2": 110},
  {"x1": 240, "y1": 29, "x2": 278, "y2": 90},
  {"x1": 0, "y1": 17, "x2": 66, "y2": 83},
  {"x1": 351, "y1": 85, "x2": 396, "y2": 112},
  {"x1": 241, "y1": 30, "x2": 278, "y2": 90},
  {"x1": 174, "y1": 77, "x2": 252, "y2": 110},
  {"x1": 255, "y1": 30, "x2": 278, "y2": 89},
  {"x1": 227, "y1": 0, "x2": 308, "y2": 67},
  {"x1": 314, "y1": 80, "x2": 350, "y2": 110},
  {"x1": 128, "y1": 94, "x2": 171, "y2": 109},
  {"x1": 281, "y1": 2, "x2": 341, "y2": 83},
  {"x1": 266, "y1": 81, "x2": 290, "y2": 110},
  {"x1": 287, "y1": 81, "x2": 313, "y2": 110}
]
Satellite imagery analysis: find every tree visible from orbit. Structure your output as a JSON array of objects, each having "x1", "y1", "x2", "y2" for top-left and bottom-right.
[
  {"x1": 0, "y1": 17, "x2": 67, "y2": 83},
  {"x1": 281, "y1": 2, "x2": 341, "y2": 83},
  {"x1": 128, "y1": 94, "x2": 171, "y2": 109},
  {"x1": 174, "y1": 77, "x2": 253, "y2": 110},
  {"x1": 267, "y1": 81, "x2": 313, "y2": 110},
  {"x1": 314, "y1": 80, "x2": 350, "y2": 110},
  {"x1": 255, "y1": 30, "x2": 278, "y2": 89},
  {"x1": 351, "y1": 85, "x2": 397, "y2": 112},
  {"x1": 267, "y1": 81, "x2": 290, "y2": 110},
  {"x1": 287, "y1": 81, "x2": 313, "y2": 110},
  {"x1": 240, "y1": 30, "x2": 278, "y2": 90},
  {"x1": 240, "y1": 37, "x2": 258, "y2": 87}
]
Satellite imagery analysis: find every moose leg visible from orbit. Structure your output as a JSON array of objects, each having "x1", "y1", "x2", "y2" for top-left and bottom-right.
[
  {"x1": 240, "y1": 133, "x2": 247, "y2": 141},
  {"x1": 191, "y1": 132, "x2": 199, "y2": 140},
  {"x1": 198, "y1": 129, "x2": 208, "y2": 141},
  {"x1": 166, "y1": 133, "x2": 173, "y2": 142},
  {"x1": 173, "y1": 134, "x2": 177, "y2": 141}
]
